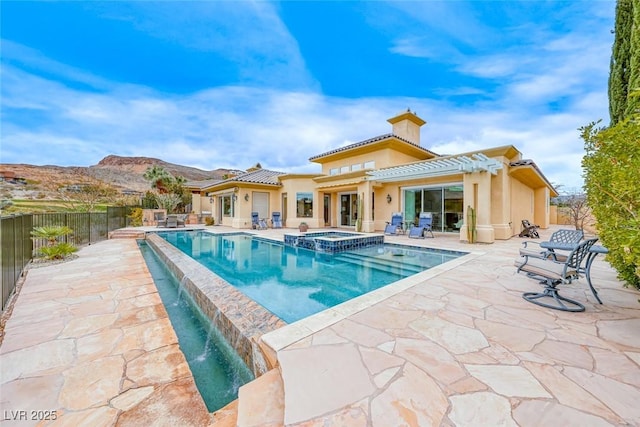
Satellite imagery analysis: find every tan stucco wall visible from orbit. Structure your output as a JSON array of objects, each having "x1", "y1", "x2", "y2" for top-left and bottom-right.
[
  {"x1": 510, "y1": 179, "x2": 535, "y2": 235},
  {"x1": 280, "y1": 177, "x2": 321, "y2": 228}
]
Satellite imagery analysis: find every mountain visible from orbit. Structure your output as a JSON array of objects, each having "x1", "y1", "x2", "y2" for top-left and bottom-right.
[{"x1": 0, "y1": 155, "x2": 243, "y2": 199}]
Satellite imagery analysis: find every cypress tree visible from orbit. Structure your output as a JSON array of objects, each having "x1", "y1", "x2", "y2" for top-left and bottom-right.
[
  {"x1": 624, "y1": 0, "x2": 640, "y2": 117},
  {"x1": 608, "y1": 0, "x2": 634, "y2": 125}
]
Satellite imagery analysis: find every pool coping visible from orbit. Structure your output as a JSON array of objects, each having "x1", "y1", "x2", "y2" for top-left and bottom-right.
[
  {"x1": 146, "y1": 229, "x2": 482, "y2": 374},
  {"x1": 257, "y1": 249, "x2": 484, "y2": 367}
]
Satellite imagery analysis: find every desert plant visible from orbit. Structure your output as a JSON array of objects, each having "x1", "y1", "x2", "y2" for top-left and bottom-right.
[
  {"x1": 31, "y1": 226, "x2": 73, "y2": 246},
  {"x1": 155, "y1": 193, "x2": 182, "y2": 213},
  {"x1": 31, "y1": 226, "x2": 77, "y2": 260},
  {"x1": 355, "y1": 193, "x2": 363, "y2": 232},
  {"x1": 38, "y1": 242, "x2": 78, "y2": 260},
  {"x1": 466, "y1": 205, "x2": 477, "y2": 243}
]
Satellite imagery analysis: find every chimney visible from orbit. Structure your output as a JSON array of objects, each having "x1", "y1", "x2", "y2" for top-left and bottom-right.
[{"x1": 387, "y1": 109, "x2": 426, "y2": 145}]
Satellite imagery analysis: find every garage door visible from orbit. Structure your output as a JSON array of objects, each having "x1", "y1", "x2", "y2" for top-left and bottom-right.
[{"x1": 252, "y1": 192, "x2": 269, "y2": 219}]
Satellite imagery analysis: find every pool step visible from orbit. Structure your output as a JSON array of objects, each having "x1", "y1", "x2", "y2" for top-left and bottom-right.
[
  {"x1": 108, "y1": 228, "x2": 146, "y2": 239},
  {"x1": 236, "y1": 368, "x2": 285, "y2": 427},
  {"x1": 335, "y1": 252, "x2": 425, "y2": 275}
]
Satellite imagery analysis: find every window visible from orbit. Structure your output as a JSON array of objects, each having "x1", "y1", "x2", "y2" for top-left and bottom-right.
[
  {"x1": 340, "y1": 166, "x2": 350, "y2": 173},
  {"x1": 364, "y1": 160, "x2": 375, "y2": 169},
  {"x1": 351, "y1": 164, "x2": 362, "y2": 171},
  {"x1": 329, "y1": 168, "x2": 339, "y2": 176},
  {"x1": 296, "y1": 192, "x2": 313, "y2": 217}
]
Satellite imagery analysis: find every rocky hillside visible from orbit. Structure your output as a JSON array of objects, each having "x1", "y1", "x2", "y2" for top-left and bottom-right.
[{"x1": 0, "y1": 155, "x2": 242, "y2": 200}]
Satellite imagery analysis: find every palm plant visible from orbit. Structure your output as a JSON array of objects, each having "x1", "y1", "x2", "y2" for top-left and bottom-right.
[
  {"x1": 143, "y1": 166, "x2": 173, "y2": 194},
  {"x1": 31, "y1": 226, "x2": 77, "y2": 260},
  {"x1": 31, "y1": 226, "x2": 73, "y2": 246}
]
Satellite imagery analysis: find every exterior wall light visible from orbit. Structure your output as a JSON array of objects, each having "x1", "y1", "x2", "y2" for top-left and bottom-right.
[
  {"x1": 386, "y1": 194, "x2": 392, "y2": 204},
  {"x1": 244, "y1": 193, "x2": 249, "y2": 201}
]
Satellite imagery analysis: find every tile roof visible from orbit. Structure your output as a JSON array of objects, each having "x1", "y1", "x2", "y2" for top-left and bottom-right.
[
  {"x1": 309, "y1": 133, "x2": 438, "y2": 161},
  {"x1": 225, "y1": 168, "x2": 285, "y2": 186},
  {"x1": 185, "y1": 178, "x2": 223, "y2": 190}
]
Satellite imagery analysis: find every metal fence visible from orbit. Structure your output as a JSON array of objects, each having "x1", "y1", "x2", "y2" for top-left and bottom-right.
[
  {"x1": 1, "y1": 214, "x2": 33, "y2": 311},
  {"x1": 1, "y1": 206, "x2": 136, "y2": 311}
]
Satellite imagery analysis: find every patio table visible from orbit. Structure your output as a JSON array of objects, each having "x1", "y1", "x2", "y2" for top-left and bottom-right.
[{"x1": 583, "y1": 245, "x2": 608, "y2": 304}]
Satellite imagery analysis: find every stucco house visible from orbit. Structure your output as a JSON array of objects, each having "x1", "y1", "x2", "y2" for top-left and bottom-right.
[{"x1": 186, "y1": 110, "x2": 557, "y2": 243}]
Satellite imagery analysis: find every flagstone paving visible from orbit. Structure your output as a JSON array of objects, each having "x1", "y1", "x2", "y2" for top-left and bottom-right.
[
  {"x1": 1, "y1": 225, "x2": 639, "y2": 426},
  {"x1": 0, "y1": 239, "x2": 212, "y2": 426}
]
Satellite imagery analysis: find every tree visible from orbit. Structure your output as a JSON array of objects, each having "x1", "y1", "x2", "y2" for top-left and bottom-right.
[
  {"x1": 609, "y1": 0, "x2": 635, "y2": 124},
  {"x1": 564, "y1": 192, "x2": 592, "y2": 231},
  {"x1": 581, "y1": 112, "x2": 640, "y2": 289},
  {"x1": 143, "y1": 166, "x2": 173, "y2": 194},
  {"x1": 625, "y1": 0, "x2": 640, "y2": 117}
]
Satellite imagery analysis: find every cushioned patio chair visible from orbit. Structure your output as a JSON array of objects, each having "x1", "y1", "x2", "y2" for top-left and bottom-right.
[
  {"x1": 384, "y1": 212, "x2": 404, "y2": 235},
  {"x1": 165, "y1": 215, "x2": 178, "y2": 228},
  {"x1": 271, "y1": 212, "x2": 283, "y2": 229},
  {"x1": 252, "y1": 212, "x2": 267, "y2": 230},
  {"x1": 518, "y1": 219, "x2": 540, "y2": 238},
  {"x1": 408, "y1": 212, "x2": 434, "y2": 238},
  {"x1": 515, "y1": 237, "x2": 598, "y2": 312},
  {"x1": 518, "y1": 229, "x2": 583, "y2": 263}
]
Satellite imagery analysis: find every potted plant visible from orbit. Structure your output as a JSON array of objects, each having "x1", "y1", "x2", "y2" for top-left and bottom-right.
[{"x1": 299, "y1": 222, "x2": 309, "y2": 232}]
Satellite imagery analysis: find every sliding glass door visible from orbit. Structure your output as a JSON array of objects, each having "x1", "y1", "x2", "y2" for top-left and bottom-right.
[{"x1": 402, "y1": 185, "x2": 463, "y2": 232}]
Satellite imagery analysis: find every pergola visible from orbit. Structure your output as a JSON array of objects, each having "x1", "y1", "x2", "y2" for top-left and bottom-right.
[{"x1": 367, "y1": 153, "x2": 503, "y2": 182}]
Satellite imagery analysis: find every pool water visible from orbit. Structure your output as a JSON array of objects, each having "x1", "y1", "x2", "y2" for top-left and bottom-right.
[
  {"x1": 157, "y1": 231, "x2": 464, "y2": 323},
  {"x1": 138, "y1": 240, "x2": 254, "y2": 411}
]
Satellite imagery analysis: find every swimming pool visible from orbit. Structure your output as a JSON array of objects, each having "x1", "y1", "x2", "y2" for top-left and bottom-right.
[{"x1": 157, "y1": 231, "x2": 465, "y2": 323}]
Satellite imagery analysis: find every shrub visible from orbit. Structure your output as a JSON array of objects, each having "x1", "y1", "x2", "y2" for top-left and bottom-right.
[
  {"x1": 581, "y1": 114, "x2": 640, "y2": 289},
  {"x1": 205, "y1": 217, "x2": 215, "y2": 226},
  {"x1": 38, "y1": 242, "x2": 78, "y2": 260},
  {"x1": 128, "y1": 207, "x2": 143, "y2": 226}
]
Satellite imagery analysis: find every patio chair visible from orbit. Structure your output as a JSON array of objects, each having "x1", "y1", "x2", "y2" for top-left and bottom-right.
[
  {"x1": 271, "y1": 212, "x2": 283, "y2": 229},
  {"x1": 515, "y1": 237, "x2": 598, "y2": 312},
  {"x1": 165, "y1": 215, "x2": 178, "y2": 228},
  {"x1": 408, "y1": 212, "x2": 434, "y2": 238},
  {"x1": 252, "y1": 212, "x2": 267, "y2": 230},
  {"x1": 384, "y1": 212, "x2": 404, "y2": 235},
  {"x1": 518, "y1": 219, "x2": 540, "y2": 238},
  {"x1": 177, "y1": 215, "x2": 186, "y2": 227},
  {"x1": 518, "y1": 229, "x2": 583, "y2": 264}
]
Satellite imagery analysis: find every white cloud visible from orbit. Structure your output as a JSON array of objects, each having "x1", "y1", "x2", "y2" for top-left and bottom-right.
[{"x1": 1, "y1": 61, "x2": 598, "y2": 189}]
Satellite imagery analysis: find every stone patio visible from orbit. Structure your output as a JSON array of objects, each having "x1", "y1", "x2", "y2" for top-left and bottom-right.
[{"x1": 1, "y1": 225, "x2": 639, "y2": 426}]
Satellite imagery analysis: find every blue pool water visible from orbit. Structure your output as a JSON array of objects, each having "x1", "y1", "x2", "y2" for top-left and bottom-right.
[
  {"x1": 138, "y1": 240, "x2": 254, "y2": 411},
  {"x1": 157, "y1": 231, "x2": 464, "y2": 323}
]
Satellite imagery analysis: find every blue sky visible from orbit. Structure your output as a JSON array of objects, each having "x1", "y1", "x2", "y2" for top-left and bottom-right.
[{"x1": 1, "y1": 1, "x2": 615, "y2": 190}]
